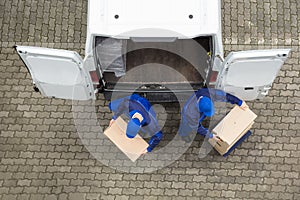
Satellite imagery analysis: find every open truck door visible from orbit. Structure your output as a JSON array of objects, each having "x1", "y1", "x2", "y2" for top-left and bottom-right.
[
  {"x1": 16, "y1": 46, "x2": 95, "y2": 100},
  {"x1": 216, "y1": 49, "x2": 291, "y2": 101}
]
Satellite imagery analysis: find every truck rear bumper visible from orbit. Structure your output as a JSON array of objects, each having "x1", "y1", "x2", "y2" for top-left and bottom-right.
[{"x1": 102, "y1": 83, "x2": 204, "y2": 102}]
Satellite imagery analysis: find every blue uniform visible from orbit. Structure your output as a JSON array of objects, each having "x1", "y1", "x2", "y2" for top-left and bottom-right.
[
  {"x1": 108, "y1": 94, "x2": 163, "y2": 152},
  {"x1": 179, "y1": 88, "x2": 243, "y2": 138}
]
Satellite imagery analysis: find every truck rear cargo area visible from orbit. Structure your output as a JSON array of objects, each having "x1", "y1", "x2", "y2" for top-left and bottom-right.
[{"x1": 95, "y1": 36, "x2": 212, "y2": 90}]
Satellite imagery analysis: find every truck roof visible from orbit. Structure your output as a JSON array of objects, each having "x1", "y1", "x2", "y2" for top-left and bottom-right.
[{"x1": 87, "y1": 0, "x2": 221, "y2": 38}]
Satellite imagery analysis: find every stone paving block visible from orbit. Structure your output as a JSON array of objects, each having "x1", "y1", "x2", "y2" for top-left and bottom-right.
[{"x1": 0, "y1": 0, "x2": 300, "y2": 199}]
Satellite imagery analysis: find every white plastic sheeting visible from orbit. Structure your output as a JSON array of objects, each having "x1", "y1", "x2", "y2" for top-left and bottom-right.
[{"x1": 96, "y1": 37, "x2": 127, "y2": 77}]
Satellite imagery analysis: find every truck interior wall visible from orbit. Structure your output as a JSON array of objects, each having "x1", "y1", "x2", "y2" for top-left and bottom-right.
[{"x1": 95, "y1": 36, "x2": 211, "y2": 86}]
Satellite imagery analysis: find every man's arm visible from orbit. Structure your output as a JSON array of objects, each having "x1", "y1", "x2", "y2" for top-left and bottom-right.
[
  {"x1": 225, "y1": 92, "x2": 248, "y2": 110},
  {"x1": 197, "y1": 124, "x2": 214, "y2": 138},
  {"x1": 197, "y1": 123, "x2": 222, "y2": 144},
  {"x1": 225, "y1": 93, "x2": 243, "y2": 106},
  {"x1": 108, "y1": 97, "x2": 129, "y2": 120},
  {"x1": 147, "y1": 131, "x2": 163, "y2": 152},
  {"x1": 112, "y1": 103, "x2": 126, "y2": 120},
  {"x1": 209, "y1": 89, "x2": 243, "y2": 105}
]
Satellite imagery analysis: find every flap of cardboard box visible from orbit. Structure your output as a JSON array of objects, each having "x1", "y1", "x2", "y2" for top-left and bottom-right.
[
  {"x1": 209, "y1": 138, "x2": 230, "y2": 154},
  {"x1": 212, "y1": 105, "x2": 257, "y2": 145},
  {"x1": 104, "y1": 117, "x2": 149, "y2": 162}
]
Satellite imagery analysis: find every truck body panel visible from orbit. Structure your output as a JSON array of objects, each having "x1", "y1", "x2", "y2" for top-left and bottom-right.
[
  {"x1": 86, "y1": 0, "x2": 223, "y2": 55},
  {"x1": 16, "y1": 46, "x2": 95, "y2": 100},
  {"x1": 16, "y1": 0, "x2": 291, "y2": 102},
  {"x1": 217, "y1": 49, "x2": 291, "y2": 100}
]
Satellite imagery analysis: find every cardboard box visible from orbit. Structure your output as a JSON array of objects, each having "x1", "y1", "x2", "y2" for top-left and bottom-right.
[
  {"x1": 209, "y1": 105, "x2": 257, "y2": 155},
  {"x1": 104, "y1": 117, "x2": 149, "y2": 162}
]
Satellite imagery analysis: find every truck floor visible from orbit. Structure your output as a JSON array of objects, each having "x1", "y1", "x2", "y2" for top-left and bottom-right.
[{"x1": 101, "y1": 37, "x2": 211, "y2": 85}]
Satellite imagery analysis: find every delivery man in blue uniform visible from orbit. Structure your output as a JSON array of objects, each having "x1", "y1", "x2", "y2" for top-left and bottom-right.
[
  {"x1": 179, "y1": 88, "x2": 248, "y2": 142},
  {"x1": 108, "y1": 94, "x2": 163, "y2": 154}
]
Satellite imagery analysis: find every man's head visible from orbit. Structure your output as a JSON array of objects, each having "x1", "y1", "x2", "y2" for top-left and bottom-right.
[
  {"x1": 126, "y1": 116, "x2": 142, "y2": 139},
  {"x1": 198, "y1": 96, "x2": 215, "y2": 117}
]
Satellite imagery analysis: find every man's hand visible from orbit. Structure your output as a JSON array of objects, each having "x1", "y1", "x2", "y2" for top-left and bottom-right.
[
  {"x1": 212, "y1": 134, "x2": 221, "y2": 142},
  {"x1": 240, "y1": 101, "x2": 249, "y2": 110},
  {"x1": 109, "y1": 119, "x2": 115, "y2": 127},
  {"x1": 141, "y1": 149, "x2": 148, "y2": 156}
]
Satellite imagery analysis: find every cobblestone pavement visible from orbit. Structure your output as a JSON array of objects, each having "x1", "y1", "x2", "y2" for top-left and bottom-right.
[{"x1": 0, "y1": 0, "x2": 300, "y2": 199}]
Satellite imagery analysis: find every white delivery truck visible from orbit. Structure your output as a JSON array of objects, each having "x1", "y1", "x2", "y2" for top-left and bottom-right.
[{"x1": 15, "y1": 0, "x2": 291, "y2": 102}]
